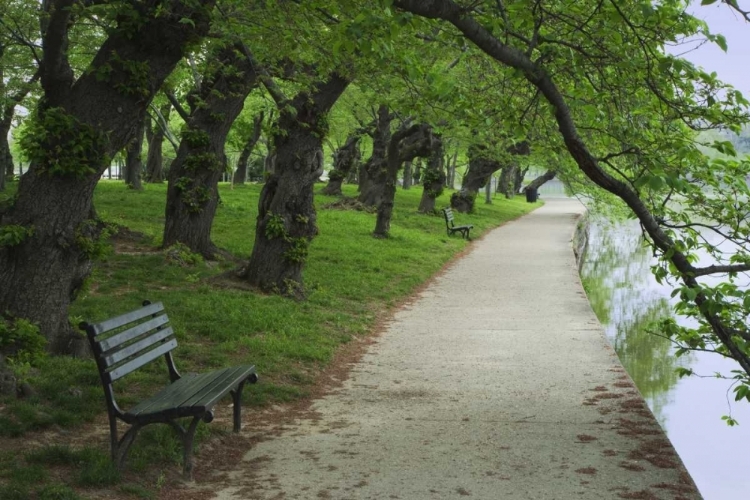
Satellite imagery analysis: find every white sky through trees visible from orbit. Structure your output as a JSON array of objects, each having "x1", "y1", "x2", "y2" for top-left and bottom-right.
[{"x1": 683, "y1": 1, "x2": 750, "y2": 95}]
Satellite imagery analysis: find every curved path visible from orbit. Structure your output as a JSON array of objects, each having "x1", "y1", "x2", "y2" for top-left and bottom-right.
[{"x1": 211, "y1": 198, "x2": 700, "y2": 500}]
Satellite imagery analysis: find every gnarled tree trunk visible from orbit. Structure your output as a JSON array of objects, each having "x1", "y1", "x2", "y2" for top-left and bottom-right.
[
  {"x1": 0, "y1": 0, "x2": 214, "y2": 352},
  {"x1": 145, "y1": 103, "x2": 170, "y2": 183},
  {"x1": 358, "y1": 105, "x2": 391, "y2": 207},
  {"x1": 241, "y1": 73, "x2": 349, "y2": 296},
  {"x1": 163, "y1": 44, "x2": 259, "y2": 258},
  {"x1": 233, "y1": 111, "x2": 264, "y2": 186},
  {"x1": 322, "y1": 134, "x2": 360, "y2": 196},
  {"x1": 498, "y1": 164, "x2": 517, "y2": 199},
  {"x1": 417, "y1": 138, "x2": 446, "y2": 213},
  {"x1": 523, "y1": 169, "x2": 557, "y2": 193},
  {"x1": 451, "y1": 145, "x2": 499, "y2": 213},
  {"x1": 0, "y1": 118, "x2": 11, "y2": 191},
  {"x1": 451, "y1": 141, "x2": 529, "y2": 213},
  {"x1": 263, "y1": 149, "x2": 275, "y2": 178},
  {"x1": 446, "y1": 150, "x2": 457, "y2": 190},
  {"x1": 124, "y1": 118, "x2": 145, "y2": 190},
  {"x1": 375, "y1": 123, "x2": 437, "y2": 237},
  {"x1": 514, "y1": 166, "x2": 529, "y2": 194},
  {"x1": 402, "y1": 160, "x2": 413, "y2": 189}
]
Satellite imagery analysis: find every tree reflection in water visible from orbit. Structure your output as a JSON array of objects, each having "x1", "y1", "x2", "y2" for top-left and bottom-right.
[{"x1": 580, "y1": 217, "x2": 691, "y2": 425}]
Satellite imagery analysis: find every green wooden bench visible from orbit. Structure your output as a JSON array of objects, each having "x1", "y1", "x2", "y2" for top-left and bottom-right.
[
  {"x1": 442, "y1": 207, "x2": 473, "y2": 240},
  {"x1": 80, "y1": 300, "x2": 258, "y2": 478}
]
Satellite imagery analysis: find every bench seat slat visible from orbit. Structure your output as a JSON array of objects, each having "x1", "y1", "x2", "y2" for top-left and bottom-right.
[
  {"x1": 92, "y1": 302, "x2": 166, "y2": 336},
  {"x1": 106, "y1": 339, "x2": 178, "y2": 383},
  {"x1": 128, "y1": 369, "x2": 229, "y2": 417},
  {"x1": 98, "y1": 314, "x2": 170, "y2": 352},
  {"x1": 125, "y1": 366, "x2": 256, "y2": 421},
  {"x1": 181, "y1": 365, "x2": 255, "y2": 408},
  {"x1": 103, "y1": 326, "x2": 175, "y2": 368}
]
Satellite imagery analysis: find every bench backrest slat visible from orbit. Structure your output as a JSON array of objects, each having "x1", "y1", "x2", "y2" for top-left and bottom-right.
[
  {"x1": 103, "y1": 326, "x2": 175, "y2": 367},
  {"x1": 98, "y1": 314, "x2": 170, "y2": 352},
  {"x1": 92, "y1": 302, "x2": 166, "y2": 336},
  {"x1": 85, "y1": 301, "x2": 179, "y2": 385},
  {"x1": 107, "y1": 338, "x2": 178, "y2": 383},
  {"x1": 443, "y1": 208, "x2": 455, "y2": 228}
]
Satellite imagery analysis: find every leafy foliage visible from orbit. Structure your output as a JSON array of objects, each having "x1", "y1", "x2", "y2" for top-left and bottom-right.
[
  {"x1": 0, "y1": 315, "x2": 46, "y2": 367},
  {"x1": 17, "y1": 107, "x2": 109, "y2": 178}
]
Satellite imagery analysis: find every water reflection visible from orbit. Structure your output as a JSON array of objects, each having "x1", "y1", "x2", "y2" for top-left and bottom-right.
[
  {"x1": 581, "y1": 217, "x2": 750, "y2": 500},
  {"x1": 581, "y1": 219, "x2": 688, "y2": 425}
]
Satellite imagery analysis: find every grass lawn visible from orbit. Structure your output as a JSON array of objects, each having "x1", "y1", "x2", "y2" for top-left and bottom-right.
[{"x1": 0, "y1": 180, "x2": 539, "y2": 498}]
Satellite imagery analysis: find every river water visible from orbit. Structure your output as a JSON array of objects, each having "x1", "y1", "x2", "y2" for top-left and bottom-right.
[{"x1": 580, "y1": 217, "x2": 750, "y2": 500}]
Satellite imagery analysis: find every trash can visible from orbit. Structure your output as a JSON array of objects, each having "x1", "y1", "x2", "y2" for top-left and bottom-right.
[{"x1": 525, "y1": 187, "x2": 538, "y2": 203}]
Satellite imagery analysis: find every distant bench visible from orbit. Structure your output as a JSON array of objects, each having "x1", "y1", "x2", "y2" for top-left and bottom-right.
[
  {"x1": 80, "y1": 301, "x2": 258, "y2": 478},
  {"x1": 442, "y1": 207, "x2": 473, "y2": 240}
]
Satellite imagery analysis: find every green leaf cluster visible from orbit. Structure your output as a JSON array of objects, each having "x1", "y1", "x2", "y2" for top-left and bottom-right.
[
  {"x1": 17, "y1": 107, "x2": 109, "y2": 178},
  {"x1": 0, "y1": 224, "x2": 33, "y2": 247},
  {"x1": 0, "y1": 316, "x2": 46, "y2": 368}
]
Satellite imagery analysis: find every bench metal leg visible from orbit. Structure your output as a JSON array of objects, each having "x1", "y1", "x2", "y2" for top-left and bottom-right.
[
  {"x1": 231, "y1": 381, "x2": 245, "y2": 433},
  {"x1": 108, "y1": 412, "x2": 141, "y2": 470},
  {"x1": 230, "y1": 373, "x2": 258, "y2": 433},
  {"x1": 108, "y1": 414, "x2": 119, "y2": 464},
  {"x1": 113, "y1": 422, "x2": 141, "y2": 470},
  {"x1": 175, "y1": 416, "x2": 202, "y2": 480}
]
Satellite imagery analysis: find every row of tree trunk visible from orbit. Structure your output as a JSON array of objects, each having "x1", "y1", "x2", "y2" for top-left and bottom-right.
[{"x1": 0, "y1": 0, "x2": 559, "y2": 358}]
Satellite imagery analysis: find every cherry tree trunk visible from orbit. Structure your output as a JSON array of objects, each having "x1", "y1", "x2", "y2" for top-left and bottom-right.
[
  {"x1": 0, "y1": 0, "x2": 214, "y2": 352},
  {"x1": 514, "y1": 166, "x2": 529, "y2": 194},
  {"x1": 233, "y1": 111, "x2": 264, "y2": 186},
  {"x1": 357, "y1": 161, "x2": 367, "y2": 192},
  {"x1": 498, "y1": 164, "x2": 517, "y2": 199},
  {"x1": 0, "y1": 118, "x2": 10, "y2": 191},
  {"x1": 375, "y1": 123, "x2": 437, "y2": 237},
  {"x1": 124, "y1": 118, "x2": 145, "y2": 190},
  {"x1": 402, "y1": 160, "x2": 413, "y2": 189},
  {"x1": 163, "y1": 45, "x2": 259, "y2": 258},
  {"x1": 358, "y1": 105, "x2": 391, "y2": 207},
  {"x1": 241, "y1": 74, "x2": 349, "y2": 296},
  {"x1": 451, "y1": 147, "x2": 498, "y2": 213},
  {"x1": 524, "y1": 169, "x2": 557, "y2": 192},
  {"x1": 418, "y1": 139, "x2": 446, "y2": 213},
  {"x1": 145, "y1": 104, "x2": 170, "y2": 183},
  {"x1": 322, "y1": 134, "x2": 360, "y2": 196},
  {"x1": 451, "y1": 142, "x2": 530, "y2": 213},
  {"x1": 446, "y1": 150, "x2": 457, "y2": 189}
]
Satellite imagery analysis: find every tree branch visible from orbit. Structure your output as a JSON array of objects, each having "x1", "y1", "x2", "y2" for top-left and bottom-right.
[
  {"x1": 148, "y1": 103, "x2": 179, "y2": 152},
  {"x1": 165, "y1": 91, "x2": 190, "y2": 122},
  {"x1": 40, "y1": 0, "x2": 75, "y2": 106},
  {"x1": 692, "y1": 264, "x2": 750, "y2": 278}
]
